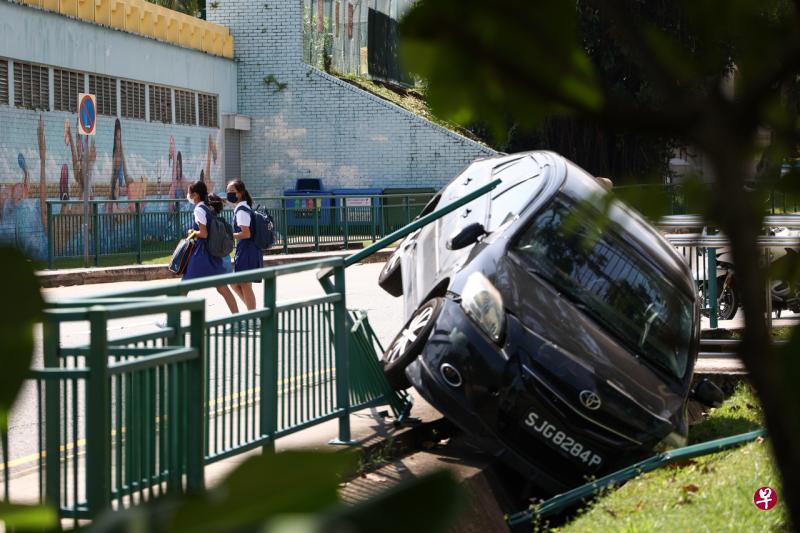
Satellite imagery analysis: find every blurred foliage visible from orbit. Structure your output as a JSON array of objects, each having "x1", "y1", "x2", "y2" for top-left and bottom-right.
[
  {"x1": 0, "y1": 246, "x2": 55, "y2": 531},
  {"x1": 87, "y1": 451, "x2": 464, "y2": 533},
  {"x1": 401, "y1": 0, "x2": 800, "y2": 187},
  {"x1": 401, "y1": 0, "x2": 800, "y2": 526},
  {"x1": 0, "y1": 502, "x2": 58, "y2": 531},
  {"x1": 0, "y1": 246, "x2": 44, "y2": 430}
]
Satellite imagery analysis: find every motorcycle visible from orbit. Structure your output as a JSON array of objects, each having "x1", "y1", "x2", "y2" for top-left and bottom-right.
[{"x1": 702, "y1": 228, "x2": 800, "y2": 320}]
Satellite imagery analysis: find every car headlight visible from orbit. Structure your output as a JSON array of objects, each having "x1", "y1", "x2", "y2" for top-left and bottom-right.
[{"x1": 460, "y1": 272, "x2": 506, "y2": 343}]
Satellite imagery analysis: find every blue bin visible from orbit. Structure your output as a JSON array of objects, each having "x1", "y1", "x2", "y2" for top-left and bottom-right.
[{"x1": 283, "y1": 189, "x2": 334, "y2": 227}]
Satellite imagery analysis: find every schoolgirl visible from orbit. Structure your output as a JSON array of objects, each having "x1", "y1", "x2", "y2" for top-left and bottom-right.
[
  {"x1": 226, "y1": 179, "x2": 263, "y2": 311},
  {"x1": 184, "y1": 181, "x2": 239, "y2": 313}
]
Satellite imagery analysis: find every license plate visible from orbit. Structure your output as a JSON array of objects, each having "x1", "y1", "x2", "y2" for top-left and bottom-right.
[{"x1": 523, "y1": 410, "x2": 603, "y2": 468}]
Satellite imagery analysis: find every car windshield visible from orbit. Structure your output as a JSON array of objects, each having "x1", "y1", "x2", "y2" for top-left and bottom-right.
[{"x1": 514, "y1": 193, "x2": 693, "y2": 379}]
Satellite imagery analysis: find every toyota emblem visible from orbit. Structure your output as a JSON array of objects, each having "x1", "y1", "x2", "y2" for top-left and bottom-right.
[{"x1": 579, "y1": 390, "x2": 601, "y2": 410}]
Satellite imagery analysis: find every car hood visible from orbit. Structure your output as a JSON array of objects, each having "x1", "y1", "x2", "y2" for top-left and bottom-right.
[{"x1": 493, "y1": 255, "x2": 687, "y2": 443}]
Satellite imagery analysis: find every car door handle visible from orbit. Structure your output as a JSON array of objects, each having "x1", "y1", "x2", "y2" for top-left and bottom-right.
[
  {"x1": 463, "y1": 177, "x2": 473, "y2": 185},
  {"x1": 461, "y1": 209, "x2": 472, "y2": 218}
]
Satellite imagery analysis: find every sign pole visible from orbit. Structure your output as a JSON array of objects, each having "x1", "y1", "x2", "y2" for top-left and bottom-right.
[
  {"x1": 77, "y1": 93, "x2": 97, "y2": 268},
  {"x1": 82, "y1": 140, "x2": 90, "y2": 267}
]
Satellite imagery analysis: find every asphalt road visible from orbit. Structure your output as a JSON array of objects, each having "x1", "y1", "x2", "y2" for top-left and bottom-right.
[{"x1": 5, "y1": 263, "x2": 405, "y2": 477}]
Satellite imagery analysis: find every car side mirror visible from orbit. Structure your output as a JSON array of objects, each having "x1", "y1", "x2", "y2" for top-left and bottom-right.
[
  {"x1": 691, "y1": 378, "x2": 724, "y2": 407},
  {"x1": 447, "y1": 222, "x2": 487, "y2": 250}
]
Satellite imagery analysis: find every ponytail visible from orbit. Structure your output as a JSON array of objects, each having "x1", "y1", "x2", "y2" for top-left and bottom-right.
[
  {"x1": 228, "y1": 179, "x2": 253, "y2": 207},
  {"x1": 207, "y1": 193, "x2": 224, "y2": 215}
]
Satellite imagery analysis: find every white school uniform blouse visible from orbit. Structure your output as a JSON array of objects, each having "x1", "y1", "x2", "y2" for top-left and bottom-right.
[{"x1": 234, "y1": 201, "x2": 252, "y2": 227}]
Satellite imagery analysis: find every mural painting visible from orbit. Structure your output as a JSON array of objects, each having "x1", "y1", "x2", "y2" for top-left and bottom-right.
[{"x1": 0, "y1": 110, "x2": 221, "y2": 261}]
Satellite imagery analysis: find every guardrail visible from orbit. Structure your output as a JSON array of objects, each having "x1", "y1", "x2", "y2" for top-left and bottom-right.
[
  {"x1": 657, "y1": 214, "x2": 800, "y2": 331},
  {"x1": 1, "y1": 258, "x2": 408, "y2": 522},
  {"x1": 4, "y1": 182, "x2": 498, "y2": 523},
  {"x1": 45, "y1": 192, "x2": 435, "y2": 268}
]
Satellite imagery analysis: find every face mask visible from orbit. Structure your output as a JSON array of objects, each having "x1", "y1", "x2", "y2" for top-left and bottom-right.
[
  {"x1": 186, "y1": 193, "x2": 197, "y2": 205},
  {"x1": 226, "y1": 192, "x2": 238, "y2": 203}
]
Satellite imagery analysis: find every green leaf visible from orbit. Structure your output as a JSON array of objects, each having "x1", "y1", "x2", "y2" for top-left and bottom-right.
[
  {"x1": 0, "y1": 502, "x2": 59, "y2": 530},
  {"x1": 0, "y1": 246, "x2": 44, "y2": 428},
  {"x1": 165, "y1": 451, "x2": 357, "y2": 533}
]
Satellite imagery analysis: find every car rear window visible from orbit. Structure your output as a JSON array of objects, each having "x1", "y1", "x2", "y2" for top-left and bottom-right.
[{"x1": 514, "y1": 194, "x2": 693, "y2": 379}]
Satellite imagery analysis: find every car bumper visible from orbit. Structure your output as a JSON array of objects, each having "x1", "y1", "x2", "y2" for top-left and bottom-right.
[{"x1": 405, "y1": 297, "x2": 587, "y2": 491}]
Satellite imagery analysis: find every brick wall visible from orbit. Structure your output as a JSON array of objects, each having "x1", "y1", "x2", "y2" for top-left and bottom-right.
[{"x1": 208, "y1": 0, "x2": 495, "y2": 197}]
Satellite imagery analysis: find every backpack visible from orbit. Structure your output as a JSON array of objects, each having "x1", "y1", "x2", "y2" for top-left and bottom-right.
[
  {"x1": 236, "y1": 204, "x2": 275, "y2": 250},
  {"x1": 200, "y1": 204, "x2": 235, "y2": 258}
]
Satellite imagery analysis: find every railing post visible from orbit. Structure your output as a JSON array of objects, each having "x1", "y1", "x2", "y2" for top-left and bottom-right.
[
  {"x1": 313, "y1": 197, "x2": 320, "y2": 252},
  {"x1": 330, "y1": 263, "x2": 352, "y2": 444},
  {"x1": 342, "y1": 198, "x2": 349, "y2": 249},
  {"x1": 404, "y1": 195, "x2": 411, "y2": 226},
  {"x1": 707, "y1": 247, "x2": 718, "y2": 329},
  {"x1": 174, "y1": 201, "x2": 181, "y2": 243},
  {"x1": 261, "y1": 275, "x2": 278, "y2": 452},
  {"x1": 187, "y1": 306, "x2": 205, "y2": 493},
  {"x1": 42, "y1": 314, "x2": 61, "y2": 510},
  {"x1": 46, "y1": 202, "x2": 54, "y2": 270},
  {"x1": 281, "y1": 198, "x2": 289, "y2": 254},
  {"x1": 86, "y1": 305, "x2": 111, "y2": 516},
  {"x1": 92, "y1": 202, "x2": 100, "y2": 267},
  {"x1": 165, "y1": 310, "x2": 181, "y2": 493},
  {"x1": 135, "y1": 201, "x2": 143, "y2": 264}
]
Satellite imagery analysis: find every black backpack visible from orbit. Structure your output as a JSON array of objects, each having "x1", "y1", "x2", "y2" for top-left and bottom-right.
[
  {"x1": 237, "y1": 204, "x2": 275, "y2": 250},
  {"x1": 201, "y1": 204, "x2": 235, "y2": 257}
]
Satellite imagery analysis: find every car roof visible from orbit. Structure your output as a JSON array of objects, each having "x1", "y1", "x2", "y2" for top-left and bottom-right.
[{"x1": 471, "y1": 151, "x2": 695, "y2": 299}]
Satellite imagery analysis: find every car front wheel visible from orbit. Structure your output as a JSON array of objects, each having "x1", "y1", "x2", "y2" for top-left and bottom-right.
[{"x1": 382, "y1": 298, "x2": 443, "y2": 390}]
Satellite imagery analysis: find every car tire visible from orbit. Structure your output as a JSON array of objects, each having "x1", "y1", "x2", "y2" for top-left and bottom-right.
[
  {"x1": 378, "y1": 246, "x2": 404, "y2": 297},
  {"x1": 382, "y1": 298, "x2": 443, "y2": 390}
]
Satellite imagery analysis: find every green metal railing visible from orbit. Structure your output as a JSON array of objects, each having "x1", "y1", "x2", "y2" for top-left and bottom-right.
[
  {"x1": 0, "y1": 178, "x2": 501, "y2": 521},
  {"x1": 506, "y1": 428, "x2": 767, "y2": 526},
  {"x1": 0, "y1": 258, "x2": 405, "y2": 522},
  {"x1": 45, "y1": 192, "x2": 435, "y2": 268}
]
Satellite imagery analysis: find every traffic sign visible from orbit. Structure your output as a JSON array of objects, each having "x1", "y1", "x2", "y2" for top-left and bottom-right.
[{"x1": 78, "y1": 93, "x2": 96, "y2": 136}]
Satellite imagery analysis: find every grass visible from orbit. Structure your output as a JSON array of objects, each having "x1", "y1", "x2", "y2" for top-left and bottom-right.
[
  {"x1": 334, "y1": 74, "x2": 487, "y2": 145},
  {"x1": 552, "y1": 383, "x2": 788, "y2": 533}
]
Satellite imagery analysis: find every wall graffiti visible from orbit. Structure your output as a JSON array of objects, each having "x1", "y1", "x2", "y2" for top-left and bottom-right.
[{"x1": 0, "y1": 109, "x2": 222, "y2": 261}]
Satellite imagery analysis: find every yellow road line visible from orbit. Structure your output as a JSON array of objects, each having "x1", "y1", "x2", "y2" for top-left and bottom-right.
[{"x1": 5, "y1": 368, "x2": 337, "y2": 469}]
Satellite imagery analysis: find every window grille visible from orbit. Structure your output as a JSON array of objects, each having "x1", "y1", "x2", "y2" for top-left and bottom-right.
[
  {"x1": 89, "y1": 74, "x2": 117, "y2": 116},
  {"x1": 121, "y1": 80, "x2": 145, "y2": 120},
  {"x1": 13, "y1": 62, "x2": 49, "y2": 111},
  {"x1": 198, "y1": 93, "x2": 218, "y2": 128},
  {"x1": 175, "y1": 89, "x2": 196, "y2": 125},
  {"x1": 149, "y1": 84, "x2": 172, "y2": 124},
  {"x1": 54, "y1": 68, "x2": 82, "y2": 112},
  {"x1": 0, "y1": 60, "x2": 8, "y2": 106}
]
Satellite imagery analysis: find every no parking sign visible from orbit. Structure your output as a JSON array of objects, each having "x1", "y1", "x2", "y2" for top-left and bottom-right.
[{"x1": 77, "y1": 93, "x2": 96, "y2": 136}]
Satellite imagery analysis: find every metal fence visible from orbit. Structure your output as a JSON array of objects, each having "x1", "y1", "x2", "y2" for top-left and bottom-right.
[
  {"x1": 45, "y1": 192, "x2": 435, "y2": 268},
  {"x1": 658, "y1": 214, "x2": 800, "y2": 331},
  {"x1": 1, "y1": 258, "x2": 409, "y2": 524},
  {"x1": 2, "y1": 178, "x2": 503, "y2": 525}
]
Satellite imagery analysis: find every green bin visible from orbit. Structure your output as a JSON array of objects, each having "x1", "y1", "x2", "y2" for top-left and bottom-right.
[{"x1": 381, "y1": 187, "x2": 436, "y2": 235}]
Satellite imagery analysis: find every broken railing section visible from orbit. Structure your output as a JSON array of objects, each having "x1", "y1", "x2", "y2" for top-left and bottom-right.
[{"x1": 506, "y1": 428, "x2": 767, "y2": 527}]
